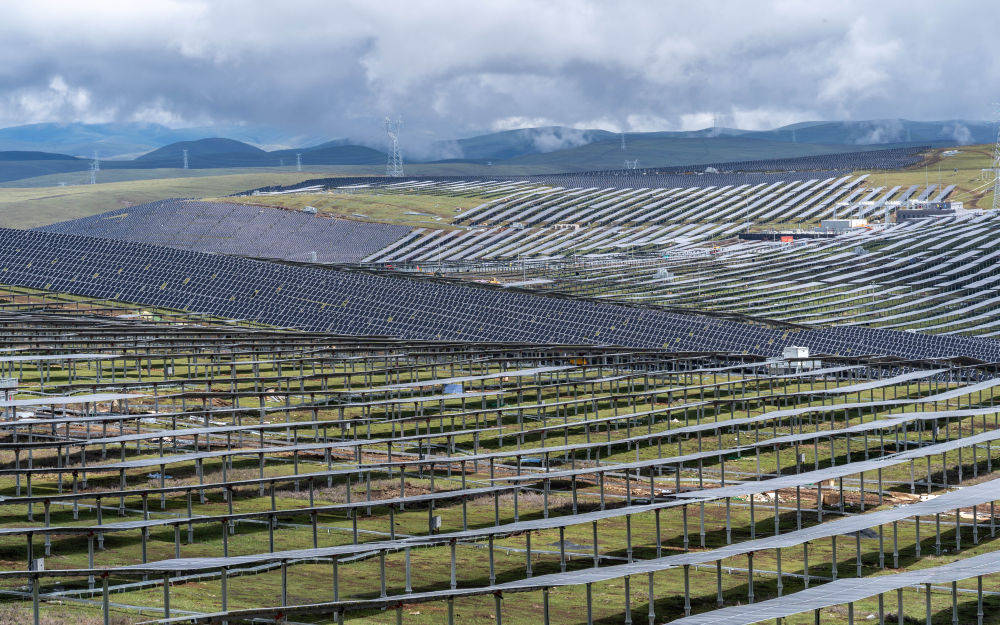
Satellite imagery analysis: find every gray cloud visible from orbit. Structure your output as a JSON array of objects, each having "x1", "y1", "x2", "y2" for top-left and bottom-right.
[
  {"x1": 945, "y1": 122, "x2": 973, "y2": 145},
  {"x1": 855, "y1": 119, "x2": 906, "y2": 145},
  {"x1": 0, "y1": 0, "x2": 997, "y2": 154}
]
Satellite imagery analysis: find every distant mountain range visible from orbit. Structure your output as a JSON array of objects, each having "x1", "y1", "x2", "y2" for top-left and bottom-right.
[
  {"x1": 0, "y1": 122, "x2": 328, "y2": 159},
  {"x1": 0, "y1": 119, "x2": 993, "y2": 184},
  {"x1": 418, "y1": 119, "x2": 997, "y2": 171},
  {"x1": 425, "y1": 119, "x2": 995, "y2": 163},
  {"x1": 720, "y1": 119, "x2": 993, "y2": 146},
  {"x1": 0, "y1": 136, "x2": 388, "y2": 183},
  {"x1": 431, "y1": 126, "x2": 617, "y2": 161},
  {"x1": 133, "y1": 137, "x2": 384, "y2": 168}
]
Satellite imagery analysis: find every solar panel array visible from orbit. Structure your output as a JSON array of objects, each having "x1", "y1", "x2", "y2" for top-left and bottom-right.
[
  {"x1": 3, "y1": 300, "x2": 1000, "y2": 625},
  {"x1": 453, "y1": 210, "x2": 1000, "y2": 337},
  {"x1": 32, "y1": 166, "x2": 992, "y2": 343},
  {"x1": 39, "y1": 199, "x2": 412, "y2": 264},
  {"x1": 38, "y1": 175, "x2": 940, "y2": 269},
  {"x1": 453, "y1": 174, "x2": 906, "y2": 227},
  {"x1": 363, "y1": 176, "x2": 950, "y2": 263},
  {"x1": 3, "y1": 226, "x2": 1000, "y2": 362},
  {"x1": 247, "y1": 171, "x2": 851, "y2": 195},
  {"x1": 0, "y1": 226, "x2": 782, "y2": 348}
]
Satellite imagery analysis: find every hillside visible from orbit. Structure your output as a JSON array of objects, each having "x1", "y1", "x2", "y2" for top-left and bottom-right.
[
  {"x1": 857, "y1": 143, "x2": 997, "y2": 209},
  {"x1": 0, "y1": 171, "x2": 328, "y2": 228},
  {"x1": 135, "y1": 137, "x2": 269, "y2": 167},
  {"x1": 270, "y1": 141, "x2": 386, "y2": 165},
  {"x1": 742, "y1": 119, "x2": 995, "y2": 146},
  {"x1": 433, "y1": 126, "x2": 617, "y2": 160},
  {"x1": 0, "y1": 150, "x2": 88, "y2": 183},
  {"x1": 0, "y1": 150, "x2": 81, "y2": 161},
  {"x1": 132, "y1": 138, "x2": 387, "y2": 169},
  {"x1": 136, "y1": 137, "x2": 267, "y2": 160},
  {"x1": 433, "y1": 119, "x2": 995, "y2": 164},
  {"x1": 501, "y1": 135, "x2": 907, "y2": 171}
]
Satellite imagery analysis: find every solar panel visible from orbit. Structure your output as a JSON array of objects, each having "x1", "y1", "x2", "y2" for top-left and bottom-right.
[{"x1": 40, "y1": 199, "x2": 412, "y2": 264}]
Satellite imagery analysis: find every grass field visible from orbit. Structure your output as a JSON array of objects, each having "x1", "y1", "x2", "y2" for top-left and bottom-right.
[
  {"x1": 0, "y1": 161, "x2": 558, "y2": 191},
  {"x1": 2, "y1": 143, "x2": 985, "y2": 232},
  {"x1": 0, "y1": 166, "x2": 330, "y2": 190},
  {"x1": 210, "y1": 190, "x2": 486, "y2": 229},
  {"x1": 859, "y1": 144, "x2": 996, "y2": 209},
  {"x1": 0, "y1": 172, "x2": 334, "y2": 229}
]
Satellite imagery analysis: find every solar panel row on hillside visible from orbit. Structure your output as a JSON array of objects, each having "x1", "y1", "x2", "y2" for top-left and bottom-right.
[
  {"x1": 2, "y1": 227, "x2": 1000, "y2": 361},
  {"x1": 39, "y1": 199, "x2": 411, "y2": 264}
]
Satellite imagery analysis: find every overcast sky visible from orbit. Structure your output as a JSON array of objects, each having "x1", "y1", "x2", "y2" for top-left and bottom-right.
[{"x1": 1, "y1": 0, "x2": 997, "y2": 148}]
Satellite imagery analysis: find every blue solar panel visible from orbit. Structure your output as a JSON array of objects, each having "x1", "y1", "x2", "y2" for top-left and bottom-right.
[
  {"x1": 2, "y1": 227, "x2": 1000, "y2": 361},
  {"x1": 39, "y1": 199, "x2": 412, "y2": 264}
]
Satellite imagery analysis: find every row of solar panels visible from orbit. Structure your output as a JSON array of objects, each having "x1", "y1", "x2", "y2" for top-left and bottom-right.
[
  {"x1": 45, "y1": 176, "x2": 936, "y2": 265},
  {"x1": 455, "y1": 175, "x2": 952, "y2": 227},
  {"x1": 8, "y1": 385, "x2": 999, "y2": 623},
  {"x1": 480, "y1": 211, "x2": 1000, "y2": 337},
  {"x1": 3, "y1": 226, "x2": 1000, "y2": 360},
  {"x1": 366, "y1": 177, "x2": 947, "y2": 262},
  {"x1": 40, "y1": 199, "x2": 413, "y2": 264}
]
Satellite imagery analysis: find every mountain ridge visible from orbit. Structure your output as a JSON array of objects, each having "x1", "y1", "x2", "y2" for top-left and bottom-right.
[{"x1": 0, "y1": 118, "x2": 990, "y2": 184}]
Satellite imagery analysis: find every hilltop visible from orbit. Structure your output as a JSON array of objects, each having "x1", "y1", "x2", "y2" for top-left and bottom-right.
[{"x1": 0, "y1": 118, "x2": 994, "y2": 185}]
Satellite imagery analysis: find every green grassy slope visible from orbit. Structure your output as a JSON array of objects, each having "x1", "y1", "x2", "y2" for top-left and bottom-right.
[
  {"x1": 0, "y1": 162, "x2": 565, "y2": 190},
  {"x1": 0, "y1": 172, "x2": 333, "y2": 228},
  {"x1": 209, "y1": 190, "x2": 482, "y2": 229},
  {"x1": 858, "y1": 144, "x2": 995, "y2": 209}
]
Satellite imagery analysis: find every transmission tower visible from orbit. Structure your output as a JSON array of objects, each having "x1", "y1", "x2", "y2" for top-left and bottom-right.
[
  {"x1": 385, "y1": 116, "x2": 404, "y2": 177},
  {"x1": 296, "y1": 153, "x2": 302, "y2": 172},
  {"x1": 90, "y1": 151, "x2": 99, "y2": 185},
  {"x1": 993, "y1": 115, "x2": 1000, "y2": 211},
  {"x1": 182, "y1": 149, "x2": 189, "y2": 170},
  {"x1": 620, "y1": 132, "x2": 626, "y2": 152}
]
